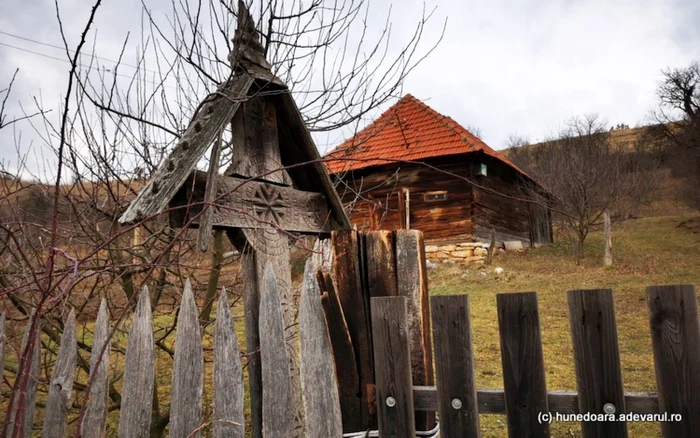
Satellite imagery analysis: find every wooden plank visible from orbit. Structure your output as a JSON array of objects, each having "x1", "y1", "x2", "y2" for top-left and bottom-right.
[
  {"x1": 197, "y1": 128, "x2": 223, "y2": 252},
  {"x1": 364, "y1": 230, "x2": 398, "y2": 297},
  {"x1": 299, "y1": 260, "x2": 343, "y2": 437},
  {"x1": 370, "y1": 296, "x2": 416, "y2": 437},
  {"x1": 647, "y1": 284, "x2": 700, "y2": 437},
  {"x1": 310, "y1": 237, "x2": 332, "y2": 269},
  {"x1": 603, "y1": 212, "x2": 612, "y2": 266},
  {"x1": 8, "y1": 316, "x2": 41, "y2": 438},
  {"x1": 171, "y1": 171, "x2": 333, "y2": 234},
  {"x1": 241, "y1": 251, "x2": 262, "y2": 438},
  {"x1": 330, "y1": 230, "x2": 375, "y2": 431},
  {"x1": 259, "y1": 262, "x2": 295, "y2": 437},
  {"x1": 317, "y1": 269, "x2": 361, "y2": 432},
  {"x1": 170, "y1": 280, "x2": 204, "y2": 437},
  {"x1": 42, "y1": 309, "x2": 77, "y2": 437},
  {"x1": 0, "y1": 313, "x2": 5, "y2": 392},
  {"x1": 119, "y1": 287, "x2": 155, "y2": 438},
  {"x1": 411, "y1": 387, "x2": 659, "y2": 414},
  {"x1": 497, "y1": 292, "x2": 549, "y2": 438},
  {"x1": 567, "y1": 289, "x2": 627, "y2": 438},
  {"x1": 395, "y1": 230, "x2": 434, "y2": 431},
  {"x1": 213, "y1": 288, "x2": 245, "y2": 438},
  {"x1": 82, "y1": 299, "x2": 111, "y2": 438},
  {"x1": 119, "y1": 73, "x2": 254, "y2": 224},
  {"x1": 431, "y1": 295, "x2": 479, "y2": 437}
]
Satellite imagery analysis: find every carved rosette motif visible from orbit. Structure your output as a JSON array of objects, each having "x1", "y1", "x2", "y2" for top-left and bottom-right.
[{"x1": 242, "y1": 183, "x2": 291, "y2": 256}]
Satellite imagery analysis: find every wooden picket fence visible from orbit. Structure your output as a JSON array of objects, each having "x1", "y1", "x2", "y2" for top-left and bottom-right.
[
  {"x1": 0, "y1": 260, "x2": 343, "y2": 437},
  {"x1": 370, "y1": 285, "x2": 700, "y2": 438}
]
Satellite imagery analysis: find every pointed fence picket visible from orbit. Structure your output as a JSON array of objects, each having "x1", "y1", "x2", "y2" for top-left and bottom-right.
[{"x1": 0, "y1": 268, "x2": 342, "y2": 437}]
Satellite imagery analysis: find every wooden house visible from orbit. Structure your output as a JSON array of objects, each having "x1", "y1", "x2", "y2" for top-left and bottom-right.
[{"x1": 325, "y1": 94, "x2": 552, "y2": 249}]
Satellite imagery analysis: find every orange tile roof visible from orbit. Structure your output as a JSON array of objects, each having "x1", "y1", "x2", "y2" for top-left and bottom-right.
[{"x1": 324, "y1": 94, "x2": 529, "y2": 177}]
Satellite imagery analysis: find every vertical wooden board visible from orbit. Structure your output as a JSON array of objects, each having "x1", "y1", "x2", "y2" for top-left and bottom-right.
[
  {"x1": 213, "y1": 288, "x2": 245, "y2": 438},
  {"x1": 8, "y1": 317, "x2": 41, "y2": 438},
  {"x1": 330, "y1": 230, "x2": 374, "y2": 430},
  {"x1": 370, "y1": 296, "x2": 416, "y2": 437},
  {"x1": 82, "y1": 299, "x2": 111, "y2": 438},
  {"x1": 241, "y1": 250, "x2": 263, "y2": 438},
  {"x1": 497, "y1": 292, "x2": 550, "y2": 438},
  {"x1": 395, "y1": 230, "x2": 435, "y2": 430},
  {"x1": 647, "y1": 284, "x2": 700, "y2": 437},
  {"x1": 431, "y1": 295, "x2": 480, "y2": 437},
  {"x1": 311, "y1": 237, "x2": 332, "y2": 270},
  {"x1": 0, "y1": 313, "x2": 5, "y2": 392},
  {"x1": 299, "y1": 261, "x2": 343, "y2": 437},
  {"x1": 567, "y1": 289, "x2": 627, "y2": 438},
  {"x1": 317, "y1": 270, "x2": 361, "y2": 432},
  {"x1": 119, "y1": 287, "x2": 155, "y2": 438},
  {"x1": 259, "y1": 262, "x2": 294, "y2": 437},
  {"x1": 42, "y1": 309, "x2": 77, "y2": 437},
  {"x1": 603, "y1": 212, "x2": 612, "y2": 267},
  {"x1": 364, "y1": 230, "x2": 398, "y2": 298},
  {"x1": 170, "y1": 280, "x2": 204, "y2": 437}
]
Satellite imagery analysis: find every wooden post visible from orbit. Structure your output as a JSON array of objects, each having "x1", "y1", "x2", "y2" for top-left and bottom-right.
[
  {"x1": 567, "y1": 289, "x2": 627, "y2": 438},
  {"x1": 371, "y1": 297, "x2": 416, "y2": 437},
  {"x1": 604, "y1": 212, "x2": 612, "y2": 267},
  {"x1": 431, "y1": 295, "x2": 480, "y2": 437},
  {"x1": 497, "y1": 292, "x2": 550, "y2": 438},
  {"x1": 647, "y1": 285, "x2": 700, "y2": 437}
]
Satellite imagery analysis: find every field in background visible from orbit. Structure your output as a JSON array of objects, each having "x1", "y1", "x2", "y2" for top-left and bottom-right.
[{"x1": 429, "y1": 212, "x2": 700, "y2": 437}]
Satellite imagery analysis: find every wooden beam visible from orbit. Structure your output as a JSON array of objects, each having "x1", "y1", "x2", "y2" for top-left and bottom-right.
[{"x1": 170, "y1": 171, "x2": 334, "y2": 234}]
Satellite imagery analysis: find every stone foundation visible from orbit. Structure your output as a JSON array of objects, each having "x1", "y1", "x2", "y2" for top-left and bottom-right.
[{"x1": 425, "y1": 241, "x2": 505, "y2": 264}]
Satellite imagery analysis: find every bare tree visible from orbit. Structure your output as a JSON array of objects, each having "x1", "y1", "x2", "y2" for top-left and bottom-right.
[
  {"x1": 648, "y1": 61, "x2": 700, "y2": 208},
  {"x1": 516, "y1": 115, "x2": 651, "y2": 262}
]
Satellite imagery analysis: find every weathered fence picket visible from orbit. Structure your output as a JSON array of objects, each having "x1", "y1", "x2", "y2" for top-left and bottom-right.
[
  {"x1": 170, "y1": 279, "x2": 204, "y2": 437},
  {"x1": 42, "y1": 309, "x2": 77, "y2": 437},
  {"x1": 568, "y1": 289, "x2": 627, "y2": 438},
  {"x1": 118, "y1": 287, "x2": 155, "y2": 438},
  {"x1": 647, "y1": 284, "x2": 700, "y2": 437},
  {"x1": 299, "y1": 260, "x2": 343, "y2": 437},
  {"x1": 81, "y1": 299, "x2": 110, "y2": 437},
  {"x1": 0, "y1": 313, "x2": 5, "y2": 392},
  {"x1": 7, "y1": 315, "x2": 41, "y2": 438},
  {"x1": 431, "y1": 295, "x2": 480, "y2": 437},
  {"x1": 497, "y1": 292, "x2": 549, "y2": 438},
  {"x1": 371, "y1": 296, "x2": 416, "y2": 437},
  {"x1": 259, "y1": 263, "x2": 295, "y2": 437},
  {"x1": 213, "y1": 288, "x2": 244, "y2": 438}
]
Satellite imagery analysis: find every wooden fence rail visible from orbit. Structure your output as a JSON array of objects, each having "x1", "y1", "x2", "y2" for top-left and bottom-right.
[{"x1": 370, "y1": 284, "x2": 700, "y2": 438}]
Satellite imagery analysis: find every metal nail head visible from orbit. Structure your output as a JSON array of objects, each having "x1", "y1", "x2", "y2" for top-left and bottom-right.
[
  {"x1": 451, "y1": 398, "x2": 463, "y2": 410},
  {"x1": 603, "y1": 403, "x2": 616, "y2": 414},
  {"x1": 386, "y1": 396, "x2": 396, "y2": 407}
]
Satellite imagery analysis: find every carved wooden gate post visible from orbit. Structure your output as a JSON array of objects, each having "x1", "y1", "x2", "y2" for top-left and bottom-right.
[{"x1": 119, "y1": 2, "x2": 351, "y2": 437}]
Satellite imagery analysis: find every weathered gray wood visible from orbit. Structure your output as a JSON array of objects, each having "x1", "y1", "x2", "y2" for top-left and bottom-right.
[
  {"x1": 316, "y1": 269, "x2": 361, "y2": 432},
  {"x1": 604, "y1": 212, "x2": 612, "y2": 267},
  {"x1": 0, "y1": 313, "x2": 5, "y2": 397},
  {"x1": 259, "y1": 262, "x2": 295, "y2": 437},
  {"x1": 8, "y1": 316, "x2": 41, "y2": 438},
  {"x1": 647, "y1": 284, "x2": 700, "y2": 437},
  {"x1": 213, "y1": 288, "x2": 245, "y2": 438},
  {"x1": 170, "y1": 279, "x2": 204, "y2": 437},
  {"x1": 119, "y1": 73, "x2": 254, "y2": 224},
  {"x1": 119, "y1": 287, "x2": 155, "y2": 438},
  {"x1": 431, "y1": 295, "x2": 480, "y2": 437},
  {"x1": 371, "y1": 296, "x2": 416, "y2": 437},
  {"x1": 395, "y1": 230, "x2": 434, "y2": 431},
  {"x1": 171, "y1": 171, "x2": 333, "y2": 233},
  {"x1": 197, "y1": 129, "x2": 224, "y2": 252},
  {"x1": 330, "y1": 230, "x2": 374, "y2": 431},
  {"x1": 568, "y1": 289, "x2": 627, "y2": 438},
  {"x1": 311, "y1": 237, "x2": 332, "y2": 269},
  {"x1": 299, "y1": 260, "x2": 343, "y2": 437},
  {"x1": 497, "y1": 292, "x2": 550, "y2": 438},
  {"x1": 42, "y1": 309, "x2": 77, "y2": 437},
  {"x1": 412, "y1": 387, "x2": 659, "y2": 414},
  {"x1": 240, "y1": 251, "x2": 263, "y2": 438},
  {"x1": 82, "y1": 299, "x2": 111, "y2": 438}
]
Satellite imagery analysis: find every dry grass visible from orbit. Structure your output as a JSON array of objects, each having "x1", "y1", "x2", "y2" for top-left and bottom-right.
[{"x1": 428, "y1": 212, "x2": 700, "y2": 437}]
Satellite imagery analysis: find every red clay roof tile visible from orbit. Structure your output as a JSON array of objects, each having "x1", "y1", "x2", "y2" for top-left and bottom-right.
[{"x1": 324, "y1": 94, "x2": 528, "y2": 177}]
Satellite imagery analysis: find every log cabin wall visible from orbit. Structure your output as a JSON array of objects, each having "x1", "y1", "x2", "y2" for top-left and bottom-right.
[{"x1": 334, "y1": 155, "x2": 476, "y2": 243}]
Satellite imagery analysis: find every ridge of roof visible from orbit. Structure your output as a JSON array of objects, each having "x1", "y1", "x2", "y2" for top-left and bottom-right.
[{"x1": 324, "y1": 94, "x2": 529, "y2": 178}]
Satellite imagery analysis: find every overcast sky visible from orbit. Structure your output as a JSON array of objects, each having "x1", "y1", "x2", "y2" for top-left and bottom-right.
[{"x1": 1, "y1": 0, "x2": 698, "y2": 179}]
